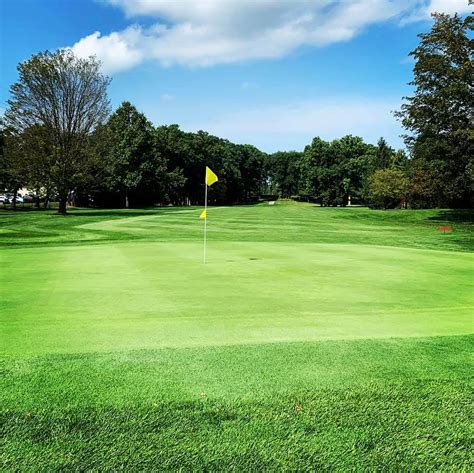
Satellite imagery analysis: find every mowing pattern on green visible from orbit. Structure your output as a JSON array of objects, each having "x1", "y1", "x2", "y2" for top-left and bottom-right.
[
  {"x1": 1, "y1": 203, "x2": 473, "y2": 469},
  {"x1": 1, "y1": 241, "x2": 472, "y2": 355},
  {"x1": 0, "y1": 203, "x2": 472, "y2": 251}
]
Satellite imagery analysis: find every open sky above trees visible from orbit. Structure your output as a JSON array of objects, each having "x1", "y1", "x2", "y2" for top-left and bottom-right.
[
  {"x1": 1, "y1": 0, "x2": 471, "y2": 152},
  {"x1": 1, "y1": 9, "x2": 472, "y2": 210}
]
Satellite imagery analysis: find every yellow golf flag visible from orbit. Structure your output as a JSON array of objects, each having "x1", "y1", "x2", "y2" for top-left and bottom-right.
[
  {"x1": 205, "y1": 166, "x2": 218, "y2": 186},
  {"x1": 200, "y1": 209, "x2": 207, "y2": 219}
]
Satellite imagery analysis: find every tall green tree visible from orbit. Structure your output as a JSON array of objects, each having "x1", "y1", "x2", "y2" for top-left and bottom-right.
[
  {"x1": 331, "y1": 135, "x2": 374, "y2": 206},
  {"x1": 154, "y1": 125, "x2": 189, "y2": 204},
  {"x1": 0, "y1": 122, "x2": 25, "y2": 208},
  {"x1": 155, "y1": 125, "x2": 265, "y2": 205},
  {"x1": 299, "y1": 137, "x2": 330, "y2": 200},
  {"x1": 374, "y1": 137, "x2": 394, "y2": 170},
  {"x1": 265, "y1": 151, "x2": 302, "y2": 197},
  {"x1": 106, "y1": 102, "x2": 167, "y2": 207},
  {"x1": 19, "y1": 125, "x2": 56, "y2": 207},
  {"x1": 236, "y1": 144, "x2": 266, "y2": 202},
  {"x1": 300, "y1": 135, "x2": 375, "y2": 206},
  {"x1": 396, "y1": 13, "x2": 473, "y2": 208},
  {"x1": 5, "y1": 49, "x2": 110, "y2": 214},
  {"x1": 0, "y1": 119, "x2": 11, "y2": 192}
]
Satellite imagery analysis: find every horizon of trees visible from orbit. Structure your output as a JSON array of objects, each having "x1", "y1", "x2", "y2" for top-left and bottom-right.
[
  {"x1": 0, "y1": 102, "x2": 410, "y2": 210},
  {"x1": 1, "y1": 13, "x2": 472, "y2": 212}
]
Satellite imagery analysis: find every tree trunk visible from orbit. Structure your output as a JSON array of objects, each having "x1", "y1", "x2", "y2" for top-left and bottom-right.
[
  {"x1": 12, "y1": 188, "x2": 18, "y2": 210},
  {"x1": 58, "y1": 194, "x2": 67, "y2": 214},
  {"x1": 125, "y1": 192, "x2": 129, "y2": 208}
]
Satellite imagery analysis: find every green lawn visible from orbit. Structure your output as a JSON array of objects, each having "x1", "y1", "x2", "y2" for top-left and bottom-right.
[{"x1": 1, "y1": 202, "x2": 473, "y2": 470}]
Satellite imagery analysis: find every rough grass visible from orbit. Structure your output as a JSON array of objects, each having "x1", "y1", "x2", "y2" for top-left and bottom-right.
[
  {"x1": 1, "y1": 203, "x2": 473, "y2": 470},
  {"x1": 2, "y1": 336, "x2": 473, "y2": 470},
  {"x1": 3, "y1": 382, "x2": 471, "y2": 471}
]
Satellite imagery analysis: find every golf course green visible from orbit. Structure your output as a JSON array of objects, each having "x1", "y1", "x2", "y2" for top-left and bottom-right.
[{"x1": 1, "y1": 202, "x2": 473, "y2": 470}]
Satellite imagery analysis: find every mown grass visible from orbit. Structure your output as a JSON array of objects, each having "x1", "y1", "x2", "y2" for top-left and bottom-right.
[
  {"x1": 1, "y1": 202, "x2": 473, "y2": 470},
  {"x1": 2, "y1": 336, "x2": 473, "y2": 470},
  {"x1": 0, "y1": 203, "x2": 472, "y2": 251}
]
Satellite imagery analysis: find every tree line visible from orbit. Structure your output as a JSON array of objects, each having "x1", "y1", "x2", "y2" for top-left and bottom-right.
[{"x1": 1, "y1": 13, "x2": 472, "y2": 213}]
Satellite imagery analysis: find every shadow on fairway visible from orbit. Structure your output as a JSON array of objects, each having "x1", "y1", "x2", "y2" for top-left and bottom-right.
[
  {"x1": 0, "y1": 206, "x2": 50, "y2": 212},
  {"x1": 427, "y1": 209, "x2": 474, "y2": 224},
  {"x1": 69, "y1": 208, "x2": 184, "y2": 218},
  {"x1": 69, "y1": 210, "x2": 154, "y2": 218},
  {"x1": 426, "y1": 210, "x2": 474, "y2": 253}
]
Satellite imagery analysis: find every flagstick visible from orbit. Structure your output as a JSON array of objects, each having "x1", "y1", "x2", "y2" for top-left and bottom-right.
[{"x1": 203, "y1": 183, "x2": 208, "y2": 264}]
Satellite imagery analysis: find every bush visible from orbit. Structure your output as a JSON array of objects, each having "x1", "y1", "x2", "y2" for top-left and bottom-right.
[{"x1": 368, "y1": 169, "x2": 408, "y2": 209}]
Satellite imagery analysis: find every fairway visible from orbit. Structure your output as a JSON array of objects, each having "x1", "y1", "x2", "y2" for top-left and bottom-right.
[{"x1": 1, "y1": 203, "x2": 473, "y2": 470}]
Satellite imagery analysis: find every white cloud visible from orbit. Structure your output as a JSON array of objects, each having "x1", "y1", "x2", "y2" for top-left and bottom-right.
[
  {"x1": 70, "y1": 0, "x2": 472, "y2": 73},
  {"x1": 426, "y1": 0, "x2": 472, "y2": 15},
  {"x1": 71, "y1": 26, "x2": 144, "y2": 73},
  {"x1": 401, "y1": 0, "x2": 472, "y2": 24},
  {"x1": 186, "y1": 99, "x2": 404, "y2": 152}
]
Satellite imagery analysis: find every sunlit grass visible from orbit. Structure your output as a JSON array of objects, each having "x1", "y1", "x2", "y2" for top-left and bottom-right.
[{"x1": 1, "y1": 203, "x2": 472, "y2": 469}]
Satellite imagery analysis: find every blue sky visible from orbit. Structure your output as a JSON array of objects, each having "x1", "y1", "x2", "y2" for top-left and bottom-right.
[{"x1": 0, "y1": 0, "x2": 471, "y2": 152}]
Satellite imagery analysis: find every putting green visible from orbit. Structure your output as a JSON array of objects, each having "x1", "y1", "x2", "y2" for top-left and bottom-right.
[{"x1": 1, "y1": 240, "x2": 472, "y2": 355}]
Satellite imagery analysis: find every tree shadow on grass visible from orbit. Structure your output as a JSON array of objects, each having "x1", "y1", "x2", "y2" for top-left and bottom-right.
[
  {"x1": 426, "y1": 210, "x2": 474, "y2": 253},
  {"x1": 69, "y1": 210, "x2": 154, "y2": 218},
  {"x1": 0, "y1": 207, "x2": 154, "y2": 218},
  {"x1": 426, "y1": 209, "x2": 474, "y2": 224},
  {"x1": 68, "y1": 207, "x2": 187, "y2": 218},
  {"x1": 0, "y1": 206, "x2": 48, "y2": 212}
]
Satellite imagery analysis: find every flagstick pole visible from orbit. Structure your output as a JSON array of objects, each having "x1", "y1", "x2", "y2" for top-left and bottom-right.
[{"x1": 203, "y1": 183, "x2": 208, "y2": 264}]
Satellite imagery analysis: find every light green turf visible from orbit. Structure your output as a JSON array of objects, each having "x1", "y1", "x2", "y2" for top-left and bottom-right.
[
  {"x1": 1, "y1": 203, "x2": 473, "y2": 470},
  {"x1": 1, "y1": 241, "x2": 472, "y2": 355}
]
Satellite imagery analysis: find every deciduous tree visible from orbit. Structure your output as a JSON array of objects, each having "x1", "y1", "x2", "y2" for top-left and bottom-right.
[
  {"x1": 396, "y1": 13, "x2": 473, "y2": 207},
  {"x1": 106, "y1": 102, "x2": 167, "y2": 207},
  {"x1": 368, "y1": 169, "x2": 408, "y2": 209},
  {"x1": 5, "y1": 49, "x2": 110, "y2": 214}
]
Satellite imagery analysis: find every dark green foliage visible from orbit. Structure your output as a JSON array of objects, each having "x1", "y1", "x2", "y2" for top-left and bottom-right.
[
  {"x1": 0, "y1": 121, "x2": 25, "y2": 200},
  {"x1": 154, "y1": 125, "x2": 265, "y2": 205},
  {"x1": 0, "y1": 120, "x2": 7, "y2": 190},
  {"x1": 373, "y1": 137, "x2": 409, "y2": 173},
  {"x1": 396, "y1": 13, "x2": 473, "y2": 208},
  {"x1": 265, "y1": 151, "x2": 303, "y2": 197},
  {"x1": 153, "y1": 124, "x2": 190, "y2": 205},
  {"x1": 299, "y1": 135, "x2": 377, "y2": 206},
  {"x1": 105, "y1": 102, "x2": 169, "y2": 207},
  {"x1": 374, "y1": 137, "x2": 394, "y2": 170}
]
